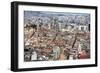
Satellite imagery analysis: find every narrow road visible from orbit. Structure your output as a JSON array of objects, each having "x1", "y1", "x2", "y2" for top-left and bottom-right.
[{"x1": 59, "y1": 49, "x2": 65, "y2": 60}]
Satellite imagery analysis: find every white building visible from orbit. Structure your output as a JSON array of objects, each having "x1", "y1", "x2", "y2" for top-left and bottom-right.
[
  {"x1": 31, "y1": 51, "x2": 37, "y2": 61},
  {"x1": 78, "y1": 43, "x2": 83, "y2": 52},
  {"x1": 76, "y1": 25, "x2": 88, "y2": 31},
  {"x1": 53, "y1": 46, "x2": 60, "y2": 59},
  {"x1": 66, "y1": 23, "x2": 89, "y2": 31}
]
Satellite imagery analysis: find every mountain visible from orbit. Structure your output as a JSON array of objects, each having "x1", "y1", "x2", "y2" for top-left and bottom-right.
[{"x1": 24, "y1": 11, "x2": 90, "y2": 25}]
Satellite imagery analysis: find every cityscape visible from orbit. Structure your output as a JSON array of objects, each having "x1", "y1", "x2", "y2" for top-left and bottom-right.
[{"x1": 24, "y1": 11, "x2": 90, "y2": 61}]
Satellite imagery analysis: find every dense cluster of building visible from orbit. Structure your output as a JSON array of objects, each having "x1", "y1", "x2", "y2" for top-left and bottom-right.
[{"x1": 24, "y1": 12, "x2": 90, "y2": 62}]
